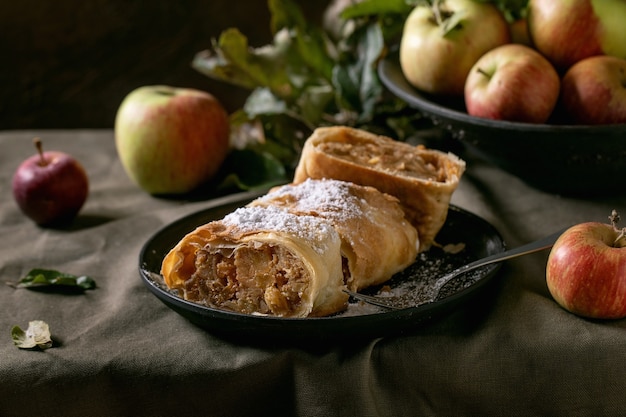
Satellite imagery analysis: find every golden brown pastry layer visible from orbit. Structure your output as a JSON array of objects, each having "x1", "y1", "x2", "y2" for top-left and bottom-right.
[{"x1": 293, "y1": 126, "x2": 466, "y2": 251}]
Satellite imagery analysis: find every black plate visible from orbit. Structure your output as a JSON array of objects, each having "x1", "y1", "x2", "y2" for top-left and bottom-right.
[
  {"x1": 139, "y1": 191, "x2": 505, "y2": 342},
  {"x1": 378, "y1": 51, "x2": 626, "y2": 196}
]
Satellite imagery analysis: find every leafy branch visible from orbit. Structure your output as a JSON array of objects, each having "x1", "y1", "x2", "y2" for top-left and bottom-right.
[{"x1": 192, "y1": 0, "x2": 422, "y2": 191}]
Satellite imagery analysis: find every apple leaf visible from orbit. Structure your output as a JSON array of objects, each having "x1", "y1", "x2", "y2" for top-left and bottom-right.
[
  {"x1": 333, "y1": 22, "x2": 385, "y2": 123},
  {"x1": 244, "y1": 87, "x2": 289, "y2": 117},
  {"x1": 218, "y1": 149, "x2": 286, "y2": 191},
  {"x1": 269, "y1": 0, "x2": 307, "y2": 33},
  {"x1": 12, "y1": 320, "x2": 53, "y2": 350},
  {"x1": 340, "y1": 0, "x2": 410, "y2": 43},
  {"x1": 269, "y1": 0, "x2": 335, "y2": 82},
  {"x1": 340, "y1": 0, "x2": 411, "y2": 17},
  {"x1": 194, "y1": 28, "x2": 294, "y2": 98},
  {"x1": 11, "y1": 268, "x2": 96, "y2": 292}
]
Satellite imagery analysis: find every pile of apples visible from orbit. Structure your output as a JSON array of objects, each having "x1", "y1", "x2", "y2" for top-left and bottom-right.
[
  {"x1": 399, "y1": 0, "x2": 626, "y2": 125},
  {"x1": 400, "y1": 0, "x2": 626, "y2": 320}
]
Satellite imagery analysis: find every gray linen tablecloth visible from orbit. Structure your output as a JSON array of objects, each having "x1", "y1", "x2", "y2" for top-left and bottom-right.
[{"x1": 2, "y1": 130, "x2": 626, "y2": 416}]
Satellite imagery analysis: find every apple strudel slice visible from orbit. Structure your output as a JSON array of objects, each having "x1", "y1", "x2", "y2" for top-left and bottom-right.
[
  {"x1": 293, "y1": 126, "x2": 466, "y2": 251},
  {"x1": 161, "y1": 179, "x2": 418, "y2": 317},
  {"x1": 161, "y1": 205, "x2": 348, "y2": 318}
]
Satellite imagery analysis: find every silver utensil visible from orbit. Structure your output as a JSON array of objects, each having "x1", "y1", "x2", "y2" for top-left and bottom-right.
[{"x1": 344, "y1": 227, "x2": 568, "y2": 310}]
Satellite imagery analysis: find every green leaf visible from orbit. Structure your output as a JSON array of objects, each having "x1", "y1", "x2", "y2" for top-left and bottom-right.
[
  {"x1": 192, "y1": 28, "x2": 294, "y2": 98},
  {"x1": 12, "y1": 320, "x2": 53, "y2": 350},
  {"x1": 76, "y1": 275, "x2": 96, "y2": 290},
  {"x1": 244, "y1": 88, "x2": 288, "y2": 117},
  {"x1": 14, "y1": 268, "x2": 96, "y2": 292},
  {"x1": 292, "y1": 26, "x2": 335, "y2": 82},
  {"x1": 269, "y1": 0, "x2": 336, "y2": 85},
  {"x1": 332, "y1": 22, "x2": 384, "y2": 123},
  {"x1": 341, "y1": 0, "x2": 412, "y2": 18},
  {"x1": 218, "y1": 149, "x2": 287, "y2": 191},
  {"x1": 338, "y1": 0, "x2": 411, "y2": 44},
  {"x1": 192, "y1": 30, "x2": 259, "y2": 91},
  {"x1": 268, "y1": 0, "x2": 308, "y2": 34},
  {"x1": 295, "y1": 85, "x2": 335, "y2": 128}
]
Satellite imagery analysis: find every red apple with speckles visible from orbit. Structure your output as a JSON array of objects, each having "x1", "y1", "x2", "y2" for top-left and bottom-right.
[
  {"x1": 528, "y1": 0, "x2": 626, "y2": 72},
  {"x1": 559, "y1": 55, "x2": 626, "y2": 125},
  {"x1": 546, "y1": 212, "x2": 626, "y2": 319},
  {"x1": 114, "y1": 85, "x2": 230, "y2": 195},
  {"x1": 12, "y1": 138, "x2": 89, "y2": 226},
  {"x1": 464, "y1": 44, "x2": 560, "y2": 123}
]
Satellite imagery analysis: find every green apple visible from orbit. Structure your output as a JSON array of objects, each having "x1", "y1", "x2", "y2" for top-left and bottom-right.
[
  {"x1": 528, "y1": 0, "x2": 626, "y2": 72},
  {"x1": 399, "y1": 0, "x2": 511, "y2": 96},
  {"x1": 114, "y1": 85, "x2": 230, "y2": 195}
]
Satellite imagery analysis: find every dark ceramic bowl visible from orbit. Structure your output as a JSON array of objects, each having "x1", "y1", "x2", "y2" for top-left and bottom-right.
[{"x1": 378, "y1": 51, "x2": 626, "y2": 196}]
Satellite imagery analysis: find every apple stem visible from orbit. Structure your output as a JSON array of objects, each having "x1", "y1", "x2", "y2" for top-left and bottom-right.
[
  {"x1": 609, "y1": 210, "x2": 621, "y2": 229},
  {"x1": 609, "y1": 210, "x2": 626, "y2": 247},
  {"x1": 33, "y1": 137, "x2": 48, "y2": 167},
  {"x1": 431, "y1": 0, "x2": 443, "y2": 26},
  {"x1": 477, "y1": 68, "x2": 492, "y2": 79}
]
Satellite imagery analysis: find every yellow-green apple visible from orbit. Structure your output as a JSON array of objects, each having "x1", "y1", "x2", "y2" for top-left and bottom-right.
[
  {"x1": 527, "y1": 0, "x2": 626, "y2": 72},
  {"x1": 559, "y1": 55, "x2": 626, "y2": 125},
  {"x1": 399, "y1": 0, "x2": 511, "y2": 96},
  {"x1": 464, "y1": 44, "x2": 560, "y2": 123},
  {"x1": 12, "y1": 138, "x2": 89, "y2": 226},
  {"x1": 115, "y1": 85, "x2": 230, "y2": 195},
  {"x1": 546, "y1": 211, "x2": 626, "y2": 319}
]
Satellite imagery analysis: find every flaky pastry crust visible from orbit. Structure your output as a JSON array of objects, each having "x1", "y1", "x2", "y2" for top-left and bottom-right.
[{"x1": 293, "y1": 126, "x2": 465, "y2": 251}]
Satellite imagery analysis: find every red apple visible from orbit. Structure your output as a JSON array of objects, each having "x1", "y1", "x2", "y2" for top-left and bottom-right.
[
  {"x1": 114, "y1": 85, "x2": 230, "y2": 195},
  {"x1": 559, "y1": 55, "x2": 626, "y2": 125},
  {"x1": 12, "y1": 138, "x2": 89, "y2": 226},
  {"x1": 546, "y1": 211, "x2": 626, "y2": 319},
  {"x1": 528, "y1": 0, "x2": 626, "y2": 72},
  {"x1": 399, "y1": 0, "x2": 511, "y2": 96},
  {"x1": 464, "y1": 44, "x2": 560, "y2": 123}
]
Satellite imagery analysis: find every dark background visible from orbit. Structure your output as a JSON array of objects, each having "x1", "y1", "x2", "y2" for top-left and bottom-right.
[{"x1": 2, "y1": 0, "x2": 329, "y2": 129}]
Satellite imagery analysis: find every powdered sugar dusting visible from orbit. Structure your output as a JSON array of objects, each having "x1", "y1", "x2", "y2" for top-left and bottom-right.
[
  {"x1": 256, "y1": 178, "x2": 369, "y2": 221},
  {"x1": 222, "y1": 205, "x2": 337, "y2": 254}
]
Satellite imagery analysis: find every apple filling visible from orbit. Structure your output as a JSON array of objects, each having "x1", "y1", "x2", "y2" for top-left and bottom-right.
[
  {"x1": 184, "y1": 243, "x2": 310, "y2": 316},
  {"x1": 317, "y1": 140, "x2": 448, "y2": 182}
]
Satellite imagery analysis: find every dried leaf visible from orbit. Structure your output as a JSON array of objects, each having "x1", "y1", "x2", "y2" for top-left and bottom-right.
[{"x1": 12, "y1": 320, "x2": 53, "y2": 350}]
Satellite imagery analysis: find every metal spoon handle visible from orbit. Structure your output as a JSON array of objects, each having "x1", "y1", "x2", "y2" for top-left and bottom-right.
[
  {"x1": 344, "y1": 227, "x2": 570, "y2": 310},
  {"x1": 429, "y1": 227, "x2": 569, "y2": 297}
]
